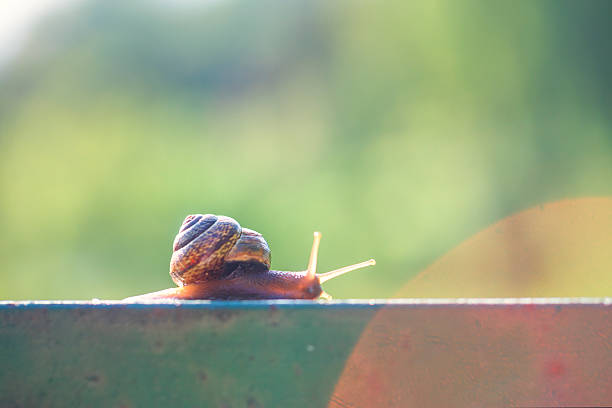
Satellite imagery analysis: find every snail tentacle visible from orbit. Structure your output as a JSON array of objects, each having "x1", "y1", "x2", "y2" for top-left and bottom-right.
[{"x1": 317, "y1": 259, "x2": 376, "y2": 284}]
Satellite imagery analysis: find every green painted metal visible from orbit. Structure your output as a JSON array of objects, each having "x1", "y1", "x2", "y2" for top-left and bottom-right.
[
  {"x1": 0, "y1": 300, "x2": 372, "y2": 408},
  {"x1": 1, "y1": 299, "x2": 611, "y2": 407}
]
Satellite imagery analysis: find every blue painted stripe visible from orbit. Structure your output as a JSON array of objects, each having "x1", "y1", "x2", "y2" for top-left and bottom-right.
[{"x1": 0, "y1": 298, "x2": 610, "y2": 310}]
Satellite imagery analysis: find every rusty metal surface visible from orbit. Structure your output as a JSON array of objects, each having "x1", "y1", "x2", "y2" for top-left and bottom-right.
[{"x1": 1, "y1": 299, "x2": 611, "y2": 407}]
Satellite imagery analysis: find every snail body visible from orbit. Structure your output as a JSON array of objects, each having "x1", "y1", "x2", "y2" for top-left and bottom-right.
[{"x1": 125, "y1": 214, "x2": 375, "y2": 301}]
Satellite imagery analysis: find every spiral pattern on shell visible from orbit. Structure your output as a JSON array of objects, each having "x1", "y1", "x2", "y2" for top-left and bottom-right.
[{"x1": 169, "y1": 214, "x2": 271, "y2": 286}]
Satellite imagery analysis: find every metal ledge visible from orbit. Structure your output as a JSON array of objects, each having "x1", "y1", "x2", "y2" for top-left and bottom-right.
[
  {"x1": 1, "y1": 299, "x2": 611, "y2": 407},
  {"x1": 2, "y1": 297, "x2": 611, "y2": 308}
]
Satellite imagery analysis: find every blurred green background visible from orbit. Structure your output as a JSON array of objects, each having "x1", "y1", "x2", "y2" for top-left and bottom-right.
[{"x1": 0, "y1": 0, "x2": 610, "y2": 300}]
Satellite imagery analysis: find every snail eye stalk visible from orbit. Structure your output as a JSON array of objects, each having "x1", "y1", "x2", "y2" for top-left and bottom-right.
[{"x1": 306, "y1": 231, "x2": 322, "y2": 279}]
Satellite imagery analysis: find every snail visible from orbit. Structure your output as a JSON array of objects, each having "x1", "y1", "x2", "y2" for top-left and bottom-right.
[{"x1": 124, "y1": 214, "x2": 375, "y2": 301}]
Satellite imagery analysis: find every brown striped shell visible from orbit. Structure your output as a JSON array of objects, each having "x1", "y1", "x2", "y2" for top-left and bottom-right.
[{"x1": 169, "y1": 214, "x2": 271, "y2": 286}]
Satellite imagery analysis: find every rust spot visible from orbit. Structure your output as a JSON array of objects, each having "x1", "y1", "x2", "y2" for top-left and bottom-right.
[
  {"x1": 214, "y1": 310, "x2": 235, "y2": 323},
  {"x1": 152, "y1": 339, "x2": 164, "y2": 353},
  {"x1": 545, "y1": 360, "x2": 565, "y2": 377},
  {"x1": 400, "y1": 335, "x2": 411, "y2": 351},
  {"x1": 293, "y1": 363, "x2": 303, "y2": 377},
  {"x1": 247, "y1": 396, "x2": 261, "y2": 408},
  {"x1": 198, "y1": 370, "x2": 208, "y2": 383},
  {"x1": 268, "y1": 305, "x2": 280, "y2": 327},
  {"x1": 85, "y1": 373, "x2": 103, "y2": 385}
]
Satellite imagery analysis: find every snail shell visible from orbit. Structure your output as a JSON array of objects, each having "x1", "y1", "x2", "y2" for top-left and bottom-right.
[{"x1": 170, "y1": 214, "x2": 271, "y2": 286}]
